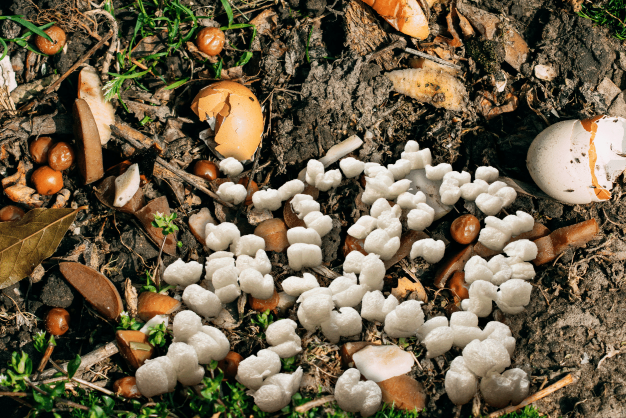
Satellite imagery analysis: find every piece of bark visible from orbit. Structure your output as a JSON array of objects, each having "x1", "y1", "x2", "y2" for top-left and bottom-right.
[
  {"x1": 39, "y1": 341, "x2": 119, "y2": 380},
  {"x1": 344, "y1": 0, "x2": 397, "y2": 70},
  {"x1": 533, "y1": 219, "x2": 598, "y2": 266},
  {"x1": 0, "y1": 112, "x2": 72, "y2": 145}
]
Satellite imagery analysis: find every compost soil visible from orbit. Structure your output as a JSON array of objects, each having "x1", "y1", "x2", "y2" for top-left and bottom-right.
[{"x1": 1, "y1": 0, "x2": 625, "y2": 417}]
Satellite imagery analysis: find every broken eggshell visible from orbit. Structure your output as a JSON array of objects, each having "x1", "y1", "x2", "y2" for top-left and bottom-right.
[
  {"x1": 361, "y1": 0, "x2": 429, "y2": 40},
  {"x1": 527, "y1": 116, "x2": 626, "y2": 204},
  {"x1": 191, "y1": 81, "x2": 264, "y2": 161}
]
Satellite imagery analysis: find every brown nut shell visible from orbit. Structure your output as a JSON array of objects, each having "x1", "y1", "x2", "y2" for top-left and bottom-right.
[
  {"x1": 31, "y1": 166, "x2": 63, "y2": 196},
  {"x1": 0, "y1": 205, "x2": 25, "y2": 222},
  {"x1": 35, "y1": 25, "x2": 66, "y2": 55},
  {"x1": 249, "y1": 289, "x2": 280, "y2": 312},
  {"x1": 30, "y1": 136, "x2": 54, "y2": 164},
  {"x1": 193, "y1": 160, "x2": 219, "y2": 181},
  {"x1": 113, "y1": 377, "x2": 142, "y2": 399},
  {"x1": 450, "y1": 214, "x2": 480, "y2": 244},
  {"x1": 237, "y1": 177, "x2": 258, "y2": 206},
  {"x1": 218, "y1": 351, "x2": 243, "y2": 380},
  {"x1": 447, "y1": 271, "x2": 469, "y2": 301},
  {"x1": 73, "y1": 99, "x2": 104, "y2": 185},
  {"x1": 137, "y1": 291, "x2": 181, "y2": 322},
  {"x1": 376, "y1": 375, "x2": 427, "y2": 411},
  {"x1": 116, "y1": 330, "x2": 155, "y2": 369},
  {"x1": 195, "y1": 27, "x2": 225, "y2": 56},
  {"x1": 434, "y1": 245, "x2": 473, "y2": 288},
  {"x1": 59, "y1": 262, "x2": 124, "y2": 321},
  {"x1": 254, "y1": 219, "x2": 289, "y2": 252},
  {"x1": 48, "y1": 142, "x2": 75, "y2": 171},
  {"x1": 46, "y1": 307, "x2": 70, "y2": 336}
]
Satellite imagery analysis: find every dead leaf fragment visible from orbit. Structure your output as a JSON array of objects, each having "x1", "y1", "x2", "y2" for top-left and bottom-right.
[
  {"x1": 59, "y1": 262, "x2": 124, "y2": 321},
  {"x1": 4, "y1": 184, "x2": 43, "y2": 207},
  {"x1": 476, "y1": 91, "x2": 519, "y2": 120},
  {"x1": 135, "y1": 196, "x2": 178, "y2": 256},
  {"x1": 392, "y1": 277, "x2": 426, "y2": 301},
  {"x1": 0, "y1": 207, "x2": 84, "y2": 289},
  {"x1": 386, "y1": 69, "x2": 468, "y2": 112}
]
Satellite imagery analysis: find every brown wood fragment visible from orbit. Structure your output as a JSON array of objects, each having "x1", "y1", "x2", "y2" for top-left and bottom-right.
[{"x1": 344, "y1": 0, "x2": 398, "y2": 70}]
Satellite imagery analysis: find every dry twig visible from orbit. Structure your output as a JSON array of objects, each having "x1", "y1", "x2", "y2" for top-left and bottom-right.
[
  {"x1": 294, "y1": 395, "x2": 336, "y2": 413},
  {"x1": 84, "y1": 9, "x2": 118, "y2": 79},
  {"x1": 488, "y1": 373, "x2": 578, "y2": 417}
]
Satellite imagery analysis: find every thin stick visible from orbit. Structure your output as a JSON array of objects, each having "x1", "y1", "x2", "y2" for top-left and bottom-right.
[
  {"x1": 294, "y1": 395, "x2": 336, "y2": 413},
  {"x1": 44, "y1": 30, "x2": 114, "y2": 95},
  {"x1": 404, "y1": 47, "x2": 463, "y2": 70},
  {"x1": 110, "y1": 123, "x2": 235, "y2": 208},
  {"x1": 49, "y1": 360, "x2": 116, "y2": 397},
  {"x1": 0, "y1": 392, "x2": 29, "y2": 397},
  {"x1": 488, "y1": 373, "x2": 578, "y2": 417},
  {"x1": 38, "y1": 341, "x2": 119, "y2": 380}
]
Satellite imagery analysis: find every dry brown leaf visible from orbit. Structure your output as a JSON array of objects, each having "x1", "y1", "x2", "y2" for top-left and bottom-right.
[{"x1": 0, "y1": 207, "x2": 85, "y2": 289}]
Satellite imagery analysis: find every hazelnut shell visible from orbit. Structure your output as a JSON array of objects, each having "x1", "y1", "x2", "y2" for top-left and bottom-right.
[
  {"x1": 46, "y1": 307, "x2": 70, "y2": 336},
  {"x1": 35, "y1": 25, "x2": 66, "y2": 55},
  {"x1": 0, "y1": 205, "x2": 25, "y2": 222}
]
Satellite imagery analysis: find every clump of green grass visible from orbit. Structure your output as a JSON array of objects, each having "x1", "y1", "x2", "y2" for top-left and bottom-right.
[{"x1": 579, "y1": 0, "x2": 626, "y2": 40}]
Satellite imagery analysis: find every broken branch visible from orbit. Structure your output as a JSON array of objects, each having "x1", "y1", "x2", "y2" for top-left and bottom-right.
[{"x1": 404, "y1": 48, "x2": 463, "y2": 71}]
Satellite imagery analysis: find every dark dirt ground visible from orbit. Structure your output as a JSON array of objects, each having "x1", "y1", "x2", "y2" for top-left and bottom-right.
[{"x1": 0, "y1": 0, "x2": 626, "y2": 417}]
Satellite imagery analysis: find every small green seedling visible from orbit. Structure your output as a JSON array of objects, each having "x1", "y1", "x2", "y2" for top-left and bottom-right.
[
  {"x1": 118, "y1": 311, "x2": 142, "y2": 331},
  {"x1": 147, "y1": 322, "x2": 169, "y2": 347}
]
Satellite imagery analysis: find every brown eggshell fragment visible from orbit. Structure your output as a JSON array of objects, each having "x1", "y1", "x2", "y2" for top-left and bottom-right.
[
  {"x1": 218, "y1": 351, "x2": 243, "y2": 380},
  {"x1": 48, "y1": 142, "x2": 75, "y2": 171},
  {"x1": 30, "y1": 136, "x2": 54, "y2": 164},
  {"x1": 95, "y1": 176, "x2": 146, "y2": 215},
  {"x1": 0, "y1": 205, "x2": 25, "y2": 222},
  {"x1": 35, "y1": 25, "x2": 66, "y2": 55},
  {"x1": 360, "y1": 0, "x2": 429, "y2": 39},
  {"x1": 188, "y1": 207, "x2": 216, "y2": 244},
  {"x1": 78, "y1": 66, "x2": 116, "y2": 145},
  {"x1": 249, "y1": 289, "x2": 280, "y2": 312},
  {"x1": 447, "y1": 271, "x2": 469, "y2": 302},
  {"x1": 450, "y1": 214, "x2": 480, "y2": 244},
  {"x1": 137, "y1": 291, "x2": 182, "y2": 322},
  {"x1": 46, "y1": 308, "x2": 70, "y2": 336},
  {"x1": 377, "y1": 375, "x2": 427, "y2": 411},
  {"x1": 73, "y1": 99, "x2": 104, "y2": 184},
  {"x1": 343, "y1": 235, "x2": 368, "y2": 258},
  {"x1": 434, "y1": 245, "x2": 473, "y2": 288},
  {"x1": 340, "y1": 342, "x2": 377, "y2": 369},
  {"x1": 384, "y1": 231, "x2": 430, "y2": 270},
  {"x1": 31, "y1": 166, "x2": 63, "y2": 196},
  {"x1": 190, "y1": 81, "x2": 264, "y2": 161},
  {"x1": 254, "y1": 219, "x2": 289, "y2": 252},
  {"x1": 113, "y1": 377, "x2": 142, "y2": 399},
  {"x1": 533, "y1": 219, "x2": 598, "y2": 266},
  {"x1": 391, "y1": 277, "x2": 427, "y2": 302},
  {"x1": 59, "y1": 262, "x2": 123, "y2": 321},
  {"x1": 473, "y1": 222, "x2": 550, "y2": 259},
  {"x1": 116, "y1": 330, "x2": 155, "y2": 369},
  {"x1": 135, "y1": 196, "x2": 178, "y2": 256}
]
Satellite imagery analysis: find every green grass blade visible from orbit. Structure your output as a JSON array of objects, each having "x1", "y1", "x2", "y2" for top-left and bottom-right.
[
  {"x1": 0, "y1": 38, "x2": 7, "y2": 61},
  {"x1": 164, "y1": 77, "x2": 189, "y2": 90},
  {"x1": 220, "y1": 0, "x2": 234, "y2": 26},
  {"x1": 9, "y1": 16, "x2": 52, "y2": 41}
]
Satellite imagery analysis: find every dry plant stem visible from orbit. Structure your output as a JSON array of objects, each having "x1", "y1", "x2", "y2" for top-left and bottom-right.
[
  {"x1": 110, "y1": 123, "x2": 235, "y2": 208},
  {"x1": 38, "y1": 341, "x2": 118, "y2": 380},
  {"x1": 44, "y1": 30, "x2": 114, "y2": 95},
  {"x1": 296, "y1": 395, "x2": 335, "y2": 414},
  {"x1": 488, "y1": 373, "x2": 577, "y2": 417},
  {"x1": 84, "y1": 9, "x2": 118, "y2": 79},
  {"x1": 34, "y1": 342, "x2": 56, "y2": 380},
  {"x1": 0, "y1": 392, "x2": 29, "y2": 397},
  {"x1": 405, "y1": 47, "x2": 463, "y2": 70},
  {"x1": 49, "y1": 359, "x2": 116, "y2": 397}
]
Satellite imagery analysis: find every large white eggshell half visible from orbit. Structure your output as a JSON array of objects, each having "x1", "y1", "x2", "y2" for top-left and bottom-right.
[{"x1": 526, "y1": 116, "x2": 626, "y2": 204}]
